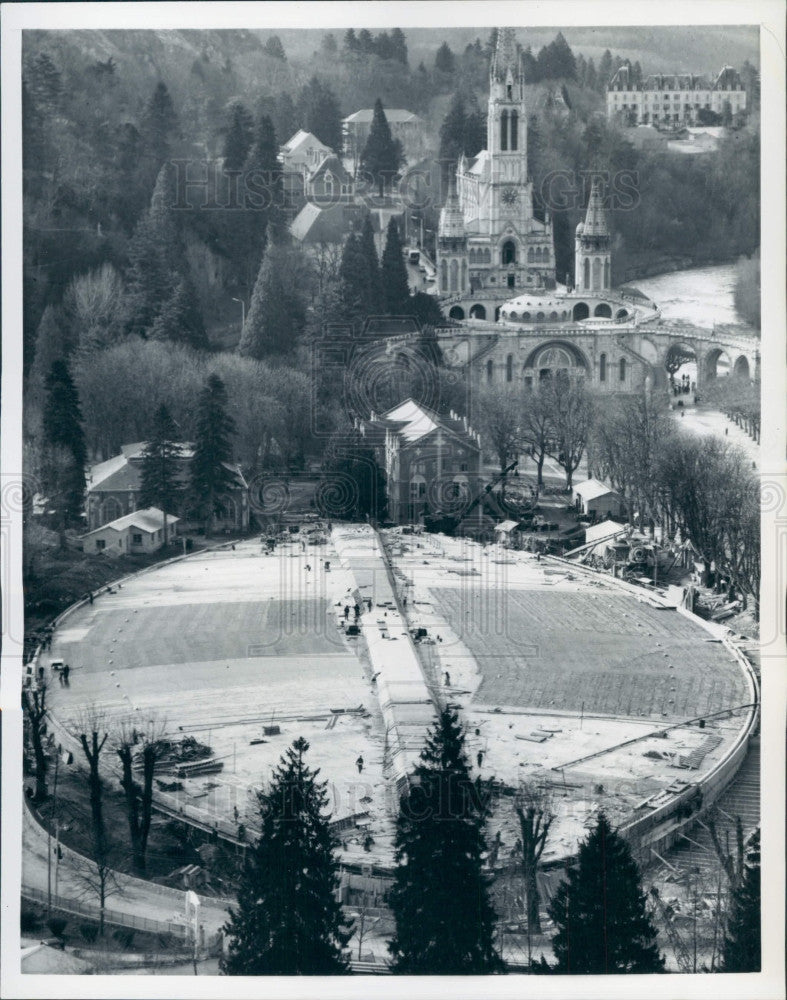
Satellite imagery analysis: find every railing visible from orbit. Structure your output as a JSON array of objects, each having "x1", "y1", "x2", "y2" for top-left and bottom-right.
[{"x1": 21, "y1": 884, "x2": 189, "y2": 940}]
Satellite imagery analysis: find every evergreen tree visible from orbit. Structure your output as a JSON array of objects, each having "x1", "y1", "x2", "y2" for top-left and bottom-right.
[
  {"x1": 27, "y1": 51, "x2": 63, "y2": 113},
  {"x1": 598, "y1": 50, "x2": 613, "y2": 91},
  {"x1": 28, "y1": 305, "x2": 72, "y2": 404},
  {"x1": 358, "y1": 215, "x2": 382, "y2": 316},
  {"x1": 123, "y1": 163, "x2": 206, "y2": 345},
  {"x1": 242, "y1": 114, "x2": 281, "y2": 275},
  {"x1": 140, "y1": 81, "x2": 178, "y2": 172},
  {"x1": 359, "y1": 99, "x2": 405, "y2": 197},
  {"x1": 390, "y1": 28, "x2": 408, "y2": 65},
  {"x1": 299, "y1": 76, "x2": 342, "y2": 151},
  {"x1": 585, "y1": 57, "x2": 598, "y2": 91},
  {"x1": 337, "y1": 233, "x2": 366, "y2": 327},
  {"x1": 41, "y1": 360, "x2": 87, "y2": 528},
  {"x1": 148, "y1": 275, "x2": 208, "y2": 350},
  {"x1": 721, "y1": 827, "x2": 760, "y2": 972},
  {"x1": 548, "y1": 812, "x2": 664, "y2": 974},
  {"x1": 238, "y1": 228, "x2": 305, "y2": 360},
  {"x1": 321, "y1": 32, "x2": 338, "y2": 55},
  {"x1": 263, "y1": 35, "x2": 286, "y2": 61},
  {"x1": 343, "y1": 28, "x2": 359, "y2": 53},
  {"x1": 380, "y1": 218, "x2": 410, "y2": 316},
  {"x1": 138, "y1": 404, "x2": 182, "y2": 538},
  {"x1": 189, "y1": 374, "x2": 237, "y2": 535},
  {"x1": 435, "y1": 41, "x2": 455, "y2": 74},
  {"x1": 388, "y1": 708, "x2": 503, "y2": 974},
  {"x1": 223, "y1": 102, "x2": 254, "y2": 171},
  {"x1": 220, "y1": 737, "x2": 351, "y2": 975}
]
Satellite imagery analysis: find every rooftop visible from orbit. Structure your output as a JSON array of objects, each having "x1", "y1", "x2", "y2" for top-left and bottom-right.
[{"x1": 81, "y1": 506, "x2": 178, "y2": 538}]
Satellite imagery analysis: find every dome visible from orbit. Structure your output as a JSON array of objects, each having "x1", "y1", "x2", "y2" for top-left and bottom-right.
[{"x1": 576, "y1": 222, "x2": 585, "y2": 235}]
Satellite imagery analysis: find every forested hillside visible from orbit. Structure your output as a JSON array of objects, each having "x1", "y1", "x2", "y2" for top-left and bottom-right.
[{"x1": 22, "y1": 28, "x2": 760, "y2": 473}]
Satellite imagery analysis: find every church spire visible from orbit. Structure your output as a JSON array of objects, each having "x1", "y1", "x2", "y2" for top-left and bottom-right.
[
  {"x1": 438, "y1": 173, "x2": 466, "y2": 240},
  {"x1": 582, "y1": 177, "x2": 609, "y2": 237},
  {"x1": 491, "y1": 27, "x2": 518, "y2": 80}
]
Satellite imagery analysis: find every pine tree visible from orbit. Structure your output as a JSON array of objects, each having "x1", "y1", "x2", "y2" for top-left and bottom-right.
[
  {"x1": 189, "y1": 374, "x2": 237, "y2": 535},
  {"x1": 240, "y1": 114, "x2": 281, "y2": 283},
  {"x1": 548, "y1": 812, "x2": 665, "y2": 974},
  {"x1": 388, "y1": 708, "x2": 503, "y2": 974},
  {"x1": 343, "y1": 28, "x2": 359, "y2": 53},
  {"x1": 358, "y1": 215, "x2": 382, "y2": 316},
  {"x1": 263, "y1": 35, "x2": 286, "y2": 61},
  {"x1": 238, "y1": 228, "x2": 306, "y2": 360},
  {"x1": 28, "y1": 305, "x2": 72, "y2": 405},
  {"x1": 138, "y1": 403, "x2": 183, "y2": 533},
  {"x1": 123, "y1": 162, "x2": 184, "y2": 337},
  {"x1": 390, "y1": 28, "x2": 408, "y2": 65},
  {"x1": 41, "y1": 360, "x2": 87, "y2": 528},
  {"x1": 299, "y1": 76, "x2": 343, "y2": 151},
  {"x1": 435, "y1": 42, "x2": 455, "y2": 75},
  {"x1": 123, "y1": 163, "x2": 206, "y2": 345},
  {"x1": 148, "y1": 275, "x2": 208, "y2": 350},
  {"x1": 721, "y1": 827, "x2": 760, "y2": 972},
  {"x1": 220, "y1": 737, "x2": 351, "y2": 975},
  {"x1": 380, "y1": 218, "x2": 410, "y2": 316},
  {"x1": 140, "y1": 81, "x2": 178, "y2": 173},
  {"x1": 359, "y1": 99, "x2": 405, "y2": 197},
  {"x1": 337, "y1": 233, "x2": 366, "y2": 327},
  {"x1": 223, "y1": 102, "x2": 254, "y2": 171}
]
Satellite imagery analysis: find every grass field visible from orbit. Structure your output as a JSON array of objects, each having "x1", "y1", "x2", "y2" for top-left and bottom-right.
[{"x1": 432, "y1": 587, "x2": 748, "y2": 721}]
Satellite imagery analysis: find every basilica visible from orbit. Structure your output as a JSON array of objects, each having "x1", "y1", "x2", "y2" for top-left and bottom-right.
[{"x1": 434, "y1": 28, "x2": 663, "y2": 394}]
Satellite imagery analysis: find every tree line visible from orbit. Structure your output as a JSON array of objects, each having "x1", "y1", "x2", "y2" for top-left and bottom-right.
[{"x1": 478, "y1": 381, "x2": 761, "y2": 612}]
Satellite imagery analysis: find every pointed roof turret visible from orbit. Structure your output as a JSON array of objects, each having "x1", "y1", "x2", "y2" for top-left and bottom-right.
[
  {"x1": 582, "y1": 178, "x2": 609, "y2": 238},
  {"x1": 491, "y1": 27, "x2": 518, "y2": 80},
  {"x1": 438, "y1": 174, "x2": 466, "y2": 240}
]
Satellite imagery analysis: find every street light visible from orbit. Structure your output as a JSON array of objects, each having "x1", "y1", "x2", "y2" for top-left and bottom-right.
[{"x1": 231, "y1": 297, "x2": 245, "y2": 331}]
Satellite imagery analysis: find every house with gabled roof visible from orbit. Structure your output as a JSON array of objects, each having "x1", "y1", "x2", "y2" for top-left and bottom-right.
[
  {"x1": 79, "y1": 507, "x2": 179, "y2": 556},
  {"x1": 360, "y1": 398, "x2": 482, "y2": 524},
  {"x1": 86, "y1": 442, "x2": 249, "y2": 533}
]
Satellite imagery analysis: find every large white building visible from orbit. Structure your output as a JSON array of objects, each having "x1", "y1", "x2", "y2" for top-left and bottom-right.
[{"x1": 606, "y1": 66, "x2": 747, "y2": 126}]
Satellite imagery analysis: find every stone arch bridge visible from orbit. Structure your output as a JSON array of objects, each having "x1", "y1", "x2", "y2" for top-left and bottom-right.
[{"x1": 630, "y1": 323, "x2": 760, "y2": 389}]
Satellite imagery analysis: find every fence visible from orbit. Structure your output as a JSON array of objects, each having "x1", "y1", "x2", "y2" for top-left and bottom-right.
[{"x1": 21, "y1": 884, "x2": 189, "y2": 941}]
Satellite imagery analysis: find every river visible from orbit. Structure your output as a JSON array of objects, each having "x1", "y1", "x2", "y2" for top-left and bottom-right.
[{"x1": 628, "y1": 262, "x2": 749, "y2": 329}]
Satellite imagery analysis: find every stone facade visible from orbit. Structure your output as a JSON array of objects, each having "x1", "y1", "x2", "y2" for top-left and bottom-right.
[{"x1": 606, "y1": 66, "x2": 747, "y2": 126}]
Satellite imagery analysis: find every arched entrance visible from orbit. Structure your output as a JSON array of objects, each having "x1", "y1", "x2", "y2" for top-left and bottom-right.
[
  {"x1": 665, "y1": 342, "x2": 697, "y2": 387},
  {"x1": 448, "y1": 305, "x2": 465, "y2": 320},
  {"x1": 594, "y1": 303, "x2": 612, "y2": 318},
  {"x1": 501, "y1": 240, "x2": 517, "y2": 265},
  {"x1": 733, "y1": 355, "x2": 750, "y2": 379},
  {"x1": 572, "y1": 302, "x2": 590, "y2": 321},
  {"x1": 469, "y1": 303, "x2": 486, "y2": 320},
  {"x1": 704, "y1": 348, "x2": 731, "y2": 380},
  {"x1": 615, "y1": 308, "x2": 628, "y2": 320},
  {"x1": 526, "y1": 341, "x2": 590, "y2": 384}
]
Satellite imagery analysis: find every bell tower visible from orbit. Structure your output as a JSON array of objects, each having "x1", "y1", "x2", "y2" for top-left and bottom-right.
[
  {"x1": 437, "y1": 175, "x2": 469, "y2": 298},
  {"x1": 574, "y1": 178, "x2": 612, "y2": 293}
]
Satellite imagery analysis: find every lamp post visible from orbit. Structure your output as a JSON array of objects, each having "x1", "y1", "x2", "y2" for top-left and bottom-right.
[{"x1": 231, "y1": 297, "x2": 245, "y2": 331}]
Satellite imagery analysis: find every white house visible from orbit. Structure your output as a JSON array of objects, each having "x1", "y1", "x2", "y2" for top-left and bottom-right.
[
  {"x1": 573, "y1": 479, "x2": 625, "y2": 519},
  {"x1": 80, "y1": 507, "x2": 179, "y2": 557}
]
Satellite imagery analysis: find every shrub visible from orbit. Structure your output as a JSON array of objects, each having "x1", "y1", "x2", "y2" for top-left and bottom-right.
[
  {"x1": 20, "y1": 907, "x2": 39, "y2": 934},
  {"x1": 47, "y1": 916, "x2": 67, "y2": 938},
  {"x1": 80, "y1": 922, "x2": 99, "y2": 943}
]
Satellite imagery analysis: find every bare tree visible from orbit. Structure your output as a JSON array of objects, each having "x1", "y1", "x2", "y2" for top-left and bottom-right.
[
  {"x1": 23, "y1": 684, "x2": 48, "y2": 802},
  {"x1": 114, "y1": 715, "x2": 167, "y2": 875},
  {"x1": 519, "y1": 389, "x2": 553, "y2": 493},
  {"x1": 73, "y1": 707, "x2": 113, "y2": 931},
  {"x1": 70, "y1": 848, "x2": 124, "y2": 937},
  {"x1": 542, "y1": 375, "x2": 592, "y2": 490},
  {"x1": 475, "y1": 384, "x2": 523, "y2": 494},
  {"x1": 514, "y1": 781, "x2": 554, "y2": 936}
]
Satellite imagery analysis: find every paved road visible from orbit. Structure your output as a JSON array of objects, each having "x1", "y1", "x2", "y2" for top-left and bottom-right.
[
  {"x1": 673, "y1": 405, "x2": 760, "y2": 466},
  {"x1": 22, "y1": 804, "x2": 229, "y2": 939}
]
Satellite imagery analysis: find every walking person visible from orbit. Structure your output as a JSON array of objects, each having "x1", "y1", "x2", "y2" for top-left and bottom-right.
[
  {"x1": 356, "y1": 755, "x2": 364, "y2": 774},
  {"x1": 477, "y1": 750, "x2": 484, "y2": 768},
  {"x1": 344, "y1": 604, "x2": 350, "y2": 620},
  {"x1": 444, "y1": 670, "x2": 451, "y2": 687},
  {"x1": 63, "y1": 663, "x2": 70, "y2": 685}
]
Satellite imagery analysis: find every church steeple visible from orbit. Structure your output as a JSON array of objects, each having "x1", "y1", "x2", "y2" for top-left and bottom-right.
[
  {"x1": 437, "y1": 174, "x2": 468, "y2": 297},
  {"x1": 574, "y1": 178, "x2": 612, "y2": 293},
  {"x1": 488, "y1": 27, "x2": 525, "y2": 159}
]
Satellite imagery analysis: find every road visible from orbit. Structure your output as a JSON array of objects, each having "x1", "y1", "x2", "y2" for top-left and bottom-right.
[{"x1": 673, "y1": 404, "x2": 760, "y2": 466}]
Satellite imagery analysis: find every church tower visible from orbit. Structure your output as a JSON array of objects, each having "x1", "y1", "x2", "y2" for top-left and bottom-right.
[
  {"x1": 487, "y1": 28, "x2": 531, "y2": 231},
  {"x1": 437, "y1": 175, "x2": 469, "y2": 297},
  {"x1": 574, "y1": 178, "x2": 611, "y2": 293}
]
